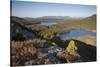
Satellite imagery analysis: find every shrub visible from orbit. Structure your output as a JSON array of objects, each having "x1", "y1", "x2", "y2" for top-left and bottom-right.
[
  {"x1": 66, "y1": 40, "x2": 77, "y2": 55},
  {"x1": 12, "y1": 32, "x2": 26, "y2": 41},
  {"x1": 65, "y1": 40, "x2": 80, "y2": 62}
]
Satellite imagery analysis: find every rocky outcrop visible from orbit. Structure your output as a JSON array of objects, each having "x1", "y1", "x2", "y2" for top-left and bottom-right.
[
  {"x1": 11, "y1": 39, "x2": 96, "y2": 66},
  {"x1": 11, "y1": 21, "x2": 37, "y2": 41},
  {"x1": 56, "y1": 39, "x2": 96, "y2": 62}
]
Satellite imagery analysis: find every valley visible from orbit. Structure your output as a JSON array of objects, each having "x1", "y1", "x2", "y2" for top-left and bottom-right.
[{"x1": 11, "y1": 15, "x2": 96, "y2": 66}]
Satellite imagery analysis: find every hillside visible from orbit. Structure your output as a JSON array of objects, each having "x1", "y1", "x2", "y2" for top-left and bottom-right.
[
  {"x1": 11, "y1": 19, "x2": 37, "y2": 41},
  {"x1": 11, "y1": 16, "x2": 30, "y2": 25}
]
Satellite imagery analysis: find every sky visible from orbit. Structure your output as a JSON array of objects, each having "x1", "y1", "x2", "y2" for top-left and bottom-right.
[{"x1": 11, "y1": 0, "x2": 96, "y2": 18}]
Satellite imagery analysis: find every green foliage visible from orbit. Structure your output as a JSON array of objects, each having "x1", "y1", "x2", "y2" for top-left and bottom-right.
[
  {"x1": 52, "y1": 42, "x2": 57, "y2": 46},
  {"x1": 12, "y1": 32, "x2": 26, "y2": 41},
  {"x1": 31, "y1": 25, "x2": 48, "y2": 32},
  {"x1": 64, "y1": 40, "x2": 81, "y2": 63},
  {"x1": 66, "y1": 40, "x2": 77, "y2": 55},
  {"x1": 28, "y1": 28, "x2": 34, "y2": 32},
  {"x1": 51, "y1": 35, "x2": 61, "y2": 42}
]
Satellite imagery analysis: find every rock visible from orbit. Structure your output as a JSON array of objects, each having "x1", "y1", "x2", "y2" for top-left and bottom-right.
[
  {"x1": 45, "y1": 59, "x2": 55, "y2": 64},
  {"x1": 37, "y1": 52, "x2": 48, "y2": 59},
  {"x1": 56, "y1": 51, "x2": 65, "y2": 59},
  {"x1": 65, "y1": 52, "x2": 80, "y2": 63}
]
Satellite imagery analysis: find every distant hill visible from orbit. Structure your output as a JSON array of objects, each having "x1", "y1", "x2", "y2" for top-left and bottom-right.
[
  {"x1": 39, "y1": 16, "x2": 71, "y2": 19},
  {"x1": 78, "y1": 14, "x2": 96, "y2": 30},
  {"x1": 80, "y1": 14, "x2": 96, "y2": 23},
  {"x1": 24, "y1": 16, "x2": 73, "y2": 23},
  {"x1": 61, "y1": 14, "x2": 96, "y2": 31}
]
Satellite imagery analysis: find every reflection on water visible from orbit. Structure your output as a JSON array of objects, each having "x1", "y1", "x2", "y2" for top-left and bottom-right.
[
  {"x1": 60, "y1": 29, "x2": 96, "y2": 40},
  {"x1": 26, "y1": 21, "x2": 57, "y2": 28},
  {"x1": 40, "y1": 22, "x2": 57, "y2": 26}
]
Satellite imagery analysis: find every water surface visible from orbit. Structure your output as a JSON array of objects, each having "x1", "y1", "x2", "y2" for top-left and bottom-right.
[{"x1": 60, "y1": 29, "x2": 96, "y2": 40}]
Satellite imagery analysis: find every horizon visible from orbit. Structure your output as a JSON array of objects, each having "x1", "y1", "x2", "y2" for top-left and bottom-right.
[
  {"x1": 11, "y1": 1, "x2": 96, "y2": 18},
  {"x1": 11, "y1": 14, "x2": 96, "y2": 19}
]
